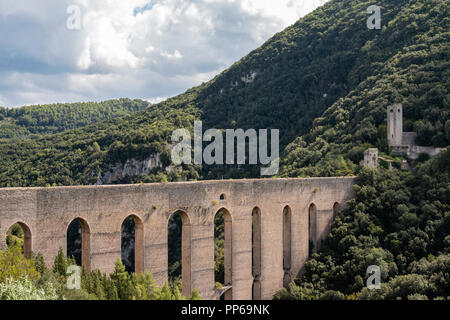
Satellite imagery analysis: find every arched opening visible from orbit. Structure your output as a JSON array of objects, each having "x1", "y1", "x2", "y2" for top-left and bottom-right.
[
  {"x1": 121, "y1": 215, "x2": 144, "y2": 274},
  {"x1": 67, "y1": 218, "x2": 91, "y2": 272},
  {"x1": 220, "y1": 194, "x2": 226, "y2": 201},
  {"x1": 252, "y1": 207, "x2": 261, "y2": 300},
  {"x1": 168, "y1": 210, "x2": 191, "y2": 297},
  {"x1": 6, "y1": 222, "x2": 32, "y2": 258},
  {"x1": 308, "y1": 204, "x2": 317, "y2": 256},
  {"x1": 333, "y1": 202, "x2": 341, "y2": 219},
  {"x1": 282, "y1": 206, "x2": 292, "y2": 288},
  {"x1": 214, "y1": 208, "x2": 232, "y2": 300}
]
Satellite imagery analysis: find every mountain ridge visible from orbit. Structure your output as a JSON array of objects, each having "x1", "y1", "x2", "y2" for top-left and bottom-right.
[
  {"x1": 0, "y1": 98, "x2": 150, "y2": 140},
  {"x1": 0, "y1": 0, "x2": 448, "y2": 187}
]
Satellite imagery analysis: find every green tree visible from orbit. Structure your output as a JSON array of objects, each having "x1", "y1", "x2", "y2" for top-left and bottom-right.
[
  {"x1": 52, "y1": 248, "x2": 68, "y2": 278},
  {"x1": 110, "y1": 259, "x2": 135, "y2": 300},
  {"x1": 134, "y1": 272, "x2": 159, "y2": 300},
  {"x1": 0, "y1": 246, "x2": 39, "y2": 282},
  {"x1": 189, "y1": 289, "x2": 202, "y2": 300}
]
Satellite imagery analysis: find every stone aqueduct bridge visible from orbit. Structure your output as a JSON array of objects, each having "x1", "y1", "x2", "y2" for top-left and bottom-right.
[{"x1": 0, "y1": 177, "x2": 356, "y2": 300}]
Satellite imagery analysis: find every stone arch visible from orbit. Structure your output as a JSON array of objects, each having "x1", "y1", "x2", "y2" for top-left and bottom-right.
[
  {"x1": 66, "y1": 217, "x2": 91, "y2": 272},
  {"x1": 6, "y1": 221, "x2": 32, "y2": 258},
  {"x1": 120, "y1": 214, "x2": 144, "y2": 274},
  {"x1": 168, "y1": 210, "x2": 191, "y2": 297},
  {"x1": 333, "y1": 202, "x2": 341, "y2": 218},
  {"x1": 214, "y1": 208, "x2": 233, "y2": 300},
  {"x1": 282, "y1": 206, "x2": 292, "y2": 288},
  {"x1": 308, "y1": 203, "x2": 317, "y2": 256},
  {"x1": 252, "y1": 207, "x2": 262, "y2": 300}
]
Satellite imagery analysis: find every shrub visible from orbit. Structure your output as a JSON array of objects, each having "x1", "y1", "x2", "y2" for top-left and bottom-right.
[
  {"x1": 0, "y1": 246, "x2": 39, "y2": 282},
  {"x1": 0, "y1": 277, "x2": 58, "y2": 300}
]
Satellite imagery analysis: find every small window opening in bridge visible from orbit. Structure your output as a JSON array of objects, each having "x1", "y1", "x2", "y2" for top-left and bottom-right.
[
  {"x1": 252, "y1": 207, "x2": 262, "y2": 300},
  {"x1": 121, "y1": 215, "x2": 144, "y2": 274},
  {"x1": 333, "y1": 202, "x2": 340, "y2": 219},
  {"x1": 6, "y1": 222, "x2": 32, "y2": 258},
  {"x1": 220, "y1": 194, "x2": 226, "y2": 201},
  {"x1": 168, "y1": 210, "x2": 191, "y2": 297},
  {"x1": 308, "y1": 204, "x2": 317, "y2": 257},
  {"x1": 214, "y1": 208, "x2": 232, "y2": 300},
  {"x1": 282, "y1": 206, "x2": 292, "y2": 288},
  {"x1": 67, "y1": 218, "x2": 91, "y2": 272}
]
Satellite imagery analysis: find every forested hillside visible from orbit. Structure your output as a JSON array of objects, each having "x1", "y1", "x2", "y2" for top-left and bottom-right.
[
  {"x1": 275, "y1": 149, "x2": 449, "y2": 300},
  {"x1": 0, "y1": 0, "x2": 448, "y2": 187},
  {"x1": 279, "y1": 0, "x2": 449, "y2": 177},
  {"x1": 0, "y1": 99, "x2": 149, "y2": 140}
]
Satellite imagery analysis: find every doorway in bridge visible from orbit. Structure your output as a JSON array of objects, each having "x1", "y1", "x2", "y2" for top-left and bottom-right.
[
  {"x1": 6, "y1": 222, "x2": 32, "y2": 258},
  {"x1": 168, "y1": 210, "x2": 191, "y2": 297},
  {"x1": 282, "y1": 206, "x2": 292, "y2": 288},
  {"x1": 308, "y1": 204, "x2": 317, "y2": 256},
  {"x1": 252, "y1": 207, "x2": 262, "y2": 300},
  {"x1": 121, "y1": 215, "x2": 144, "y2": 274},
  {"x1": 214, "y1": 208, "x2": 232, "y2": 300},
  {"x1": 67, "y1": 218, "x2": 91, "y2": 271}
]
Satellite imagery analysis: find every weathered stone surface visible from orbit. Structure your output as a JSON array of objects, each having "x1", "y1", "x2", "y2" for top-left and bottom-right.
[
  {"x1": 96, "y1": 154, "x2": 163, "y2": 185},
  {"x1": 363, "y1": 148, "x2": 379, "y2": 168},
  {"x1": 0, "y1": 177, "x2": 355, "y2": 300}
]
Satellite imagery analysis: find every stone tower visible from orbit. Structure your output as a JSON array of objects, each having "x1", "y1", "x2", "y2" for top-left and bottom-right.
[
  {"x1": 387, "y1": 104, "x2": 403, "y2": 146},
  {"x1": 363, "y1": 148, "x2": 379, "y2": 168}
]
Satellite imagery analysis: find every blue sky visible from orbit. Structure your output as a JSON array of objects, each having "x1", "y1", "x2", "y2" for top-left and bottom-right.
[{"x1": 0, "y1": 0, "x2": 328, "y2": 108}]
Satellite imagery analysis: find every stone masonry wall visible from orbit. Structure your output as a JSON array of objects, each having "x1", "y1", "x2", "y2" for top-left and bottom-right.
[{"x1": 0, "y1": 177, "x2": 355, "y2": 300}]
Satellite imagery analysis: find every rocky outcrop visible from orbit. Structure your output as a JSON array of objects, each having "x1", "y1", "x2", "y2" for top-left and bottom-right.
[{"x1": 96, "y1": 153, "x2": 163, "y2": 185}]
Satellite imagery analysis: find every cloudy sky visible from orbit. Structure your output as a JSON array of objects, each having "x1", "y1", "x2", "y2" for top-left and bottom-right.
[{"x1": 0, "y1": 0, "x2": 328, "y2": 108}]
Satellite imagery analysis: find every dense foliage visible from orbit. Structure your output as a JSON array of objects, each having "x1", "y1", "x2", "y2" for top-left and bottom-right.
[
  {"x1": 279, "y1": 0, "x2": 449, "y2": 177},
  {"x1": 0, "y1": 277, "x2": 58, "y2": 300},
  {"x1": 0, "y1": 97, "x2": 199, "y2": 186},
  {"x1": 0, "y1": 99, "x2": 149, "y2": 139},
  {"x1": 0, "y1": 245, "x2": 200, "y2": 300},
  {"x1": 0, "y1": 0, "x2": 448, "y2": 186},
  {"x1": 274, "y1": 149, "x2": 449, "y2": 300}
]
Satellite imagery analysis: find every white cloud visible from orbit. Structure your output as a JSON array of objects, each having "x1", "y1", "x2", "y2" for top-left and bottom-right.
[
  {"x1": 160, "y1": 49, "x2": 183, "y2": 60},
  {"x1": 0, "y1": 0, "x2": 329, "y2": 107}
]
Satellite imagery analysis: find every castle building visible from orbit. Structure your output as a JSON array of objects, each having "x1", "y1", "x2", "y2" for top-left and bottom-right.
[
  {"x1": 362, "y1": 148, "x2": 379, "y2": 168},
  {"x1": 387, "y1": 104, "x2": 403, "y2": 147},
  {"x1": 387, "y1": 104, "x2": 445, "y2": 160}
]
